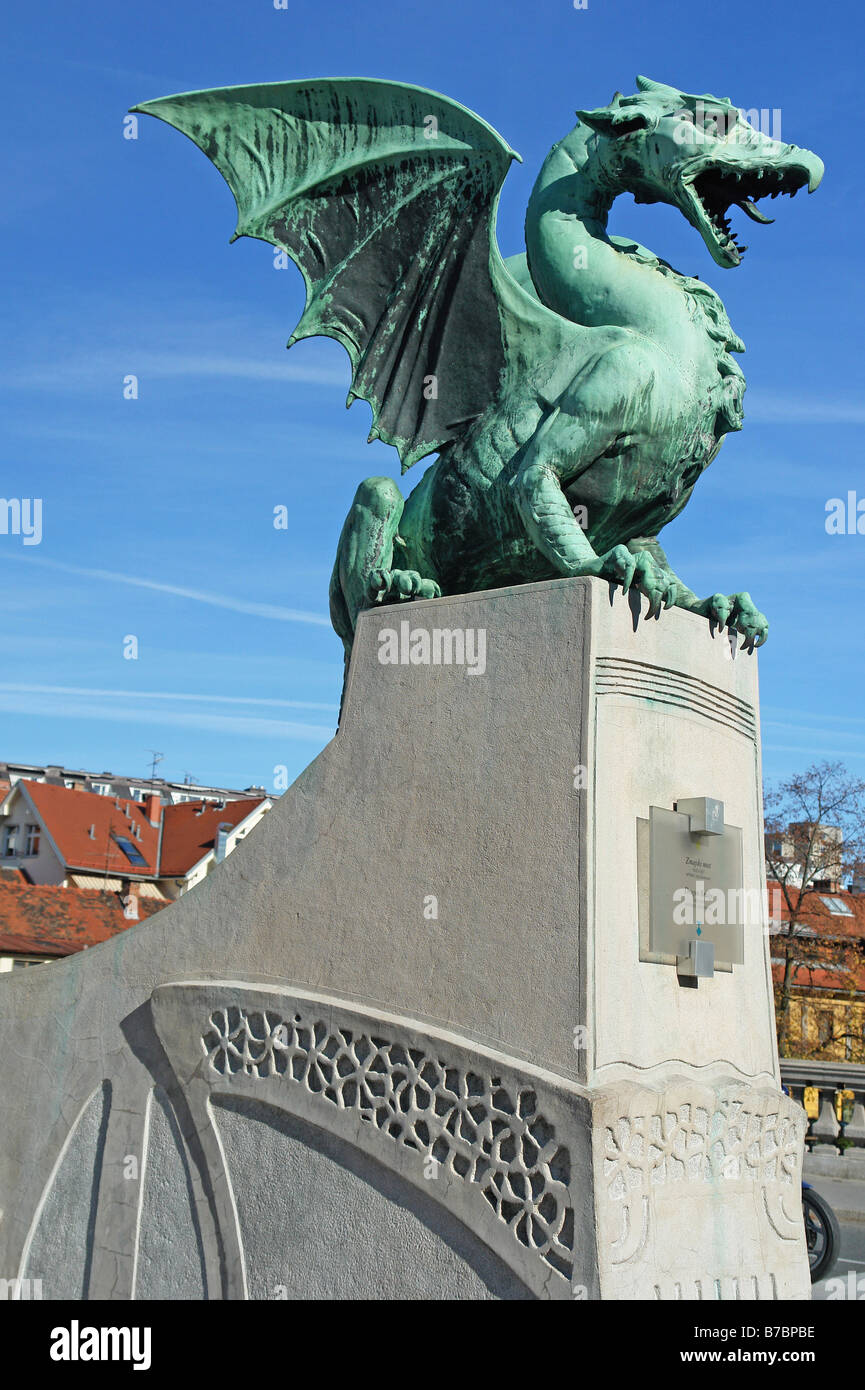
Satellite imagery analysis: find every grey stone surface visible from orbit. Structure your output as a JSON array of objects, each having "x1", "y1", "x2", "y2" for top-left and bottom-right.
[
  {"x1": 22, "y1": 1082, "x2": 108, "y2": 1300},
  {"x1": 215, "y1": 1096, "x2": 531, "y2": 1300},
  {"x1": 135, "y1": 1086, "x2": 207, "y2": 1300},
  {"x1": 0, "y1": 578, "x2": 811, "y2": 1299},
  {"x1": 147, "y1": 980, "x2": 593, "y2": 1299}
]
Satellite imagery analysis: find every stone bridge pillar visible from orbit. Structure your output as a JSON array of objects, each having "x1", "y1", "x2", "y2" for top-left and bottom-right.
[{"x1": 0, "y1": 578, "x2": 810, "y2": 1300}]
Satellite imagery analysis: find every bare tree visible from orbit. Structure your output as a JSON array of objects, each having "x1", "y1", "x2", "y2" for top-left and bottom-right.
[{"x1": 764, "y1": 761, "x2": 865, "y2": 1058}]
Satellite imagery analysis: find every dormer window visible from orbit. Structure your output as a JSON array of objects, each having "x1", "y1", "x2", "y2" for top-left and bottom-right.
[
  {"x1": 819, "y1": 896, "x2": 854, "y2": 916},
  {"x1": 112, "y1": 833, "x2": 148, "y2": 868}
]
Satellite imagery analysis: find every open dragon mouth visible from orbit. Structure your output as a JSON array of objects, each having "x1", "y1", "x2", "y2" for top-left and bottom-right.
[{"x1": 681, "y1": 161, "x2": 818, "y2": 267}]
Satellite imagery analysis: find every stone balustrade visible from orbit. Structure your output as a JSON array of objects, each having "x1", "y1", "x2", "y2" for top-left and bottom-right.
[{"x1": 780, "y1": 1059, "x2": 865, "y2": 1177}]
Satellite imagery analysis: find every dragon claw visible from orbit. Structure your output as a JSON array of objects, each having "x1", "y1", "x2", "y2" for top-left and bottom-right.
[
  {"x1": 703, "y1": 591, "x2": 768, "y2": 645},
  {"x1": 366, "y1": 567, "x2": 441, "y2": 605},
  {"x1": 367, "y1": 568, "x2": 391, "y2": 602},
  {"x1": 594, "y1": 546, "x2": 679, "y2": 619},
  {"x1": 598, "y1": 544, "x2": 637, "y2": 592},
  {"x1": 631, "y1": 549, "x2": 666, "y2": 615},
  {"x1": 728, "y1": 592, "x2": 768, "y2": 644},
  {"x1": 705, "y1": 593, "x2": 733, "y2": 626}
]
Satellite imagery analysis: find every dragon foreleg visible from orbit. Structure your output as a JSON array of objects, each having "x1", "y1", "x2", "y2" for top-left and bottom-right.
[{"x1": 512, "y1": 451, "x2": 677, "y2": 616}]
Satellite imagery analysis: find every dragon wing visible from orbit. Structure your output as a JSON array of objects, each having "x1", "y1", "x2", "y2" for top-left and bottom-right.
[{"x1": 133, "y1": 78, "x2": 560, "y2": 472}]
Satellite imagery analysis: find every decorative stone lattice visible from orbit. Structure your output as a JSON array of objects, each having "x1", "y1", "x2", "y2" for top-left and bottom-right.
[
  {"x1": 603, "y1": 1099, "x2": 804, "y2": 1199},
  {"x1": 202, "y1": 1005, "x2": 574, "y2": 1280}
]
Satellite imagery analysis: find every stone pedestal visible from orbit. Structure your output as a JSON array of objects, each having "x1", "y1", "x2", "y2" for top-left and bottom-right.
[{"x1": 0, "y1": 578, "x2": 810, "y2": 1299}]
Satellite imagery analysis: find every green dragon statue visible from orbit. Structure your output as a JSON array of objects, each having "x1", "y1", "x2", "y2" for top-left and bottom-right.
[{"x1": 134, "y1": 76, "x2": 823, "y2": 661}]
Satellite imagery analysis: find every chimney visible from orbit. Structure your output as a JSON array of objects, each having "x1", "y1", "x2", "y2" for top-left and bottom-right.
[
  {"x1": 215, "y1": 823, "x2": 232, "y2": 863},
  {"x1": 145, "y1": 794, "x2": 162, "y2": 827}
]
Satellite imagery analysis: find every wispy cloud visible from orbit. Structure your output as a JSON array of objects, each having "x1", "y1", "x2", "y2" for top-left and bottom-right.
[
  {"x1": 761, "y1": 707, "x2": 865, "y2": 761},
  {"x1": 764, "y1": 742, "x2": 865, "y2": 761},
  {"x1": 745, "y1": 392, "x2": 865, "y2": 425},
  {"x1": 6, "y1": 352, "x2": 348, "y2": 392},
  {"x1": 0, "y1": 689, "x2": 334, "y2": 742},
  {"x1": 0, "y1": 555, "x2": 330, "y2": 627},
  {"x1": 0, "y1": 683, "x2": 338, "y2": 713},
  {"x1": 764, "y1": 706, "x2": 865, "y2": 729}
]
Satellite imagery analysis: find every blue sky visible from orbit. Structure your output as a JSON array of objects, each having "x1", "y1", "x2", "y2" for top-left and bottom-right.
[{"x1": 1, "y1": 0, "x2": 862, "y2": 793}]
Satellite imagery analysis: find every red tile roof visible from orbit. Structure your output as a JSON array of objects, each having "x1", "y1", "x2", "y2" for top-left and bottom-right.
[
  {"x1": 771, "y1": 886, "x2": 865, "y2": 935},
  {"x1": 770, "y1": 886, "x2": 865, "y2": 993},
  {"x1": 13, "y1": 781, "x2": 160, "y2": 876},
  {"x1": 158, "y1": 798, "x2": 265, "y2": 878},
  {"x1": 0, "y1": 879, "x2": 164, "y2": 957},
  {"x1": 1, "y1": 866, "x2": 32, "y2": 884}
]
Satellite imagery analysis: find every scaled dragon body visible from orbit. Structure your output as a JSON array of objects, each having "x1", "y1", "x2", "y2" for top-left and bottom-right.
[{"x1": 135, "y1": 76, "x2": 823, "y2": 661}]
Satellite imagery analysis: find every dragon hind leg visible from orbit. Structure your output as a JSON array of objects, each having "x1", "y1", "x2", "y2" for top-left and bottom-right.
[{"x1": 329, "y1": 477, "x2": 441, "y2": 655}]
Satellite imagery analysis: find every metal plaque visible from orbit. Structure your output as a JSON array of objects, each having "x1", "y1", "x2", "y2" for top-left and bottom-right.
[{"x1": 650, "y1": 806, "x2": 745, "y2": 966}]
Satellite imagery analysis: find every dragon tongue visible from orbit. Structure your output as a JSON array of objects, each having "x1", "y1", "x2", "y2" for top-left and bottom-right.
[{"x1": 736, "y1": 198, "x2": 774, "y2": 224}]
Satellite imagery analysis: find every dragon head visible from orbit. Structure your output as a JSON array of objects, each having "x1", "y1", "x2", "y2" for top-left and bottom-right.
[{"x1": 577, "y1": 75, "x2": 824, "y2": 268}]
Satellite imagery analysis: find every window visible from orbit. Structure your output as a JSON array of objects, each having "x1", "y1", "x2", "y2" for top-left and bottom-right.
[
  {"x1": 2, "y1": 824, "x2": 19, "y2": 856},
  {"x1": 24, "y1": 825, "x2": 40, "y2": 856},
  {"x1": 92, "y1": 783, "x2": 110, "y2": 796},
  {"x1": 819, "y1": 896, "x2": 854, "y2": 916},
  {"x1": 818, "y1": 1012, "x2": 834, "y2": 1047},
  {"x1": 111, "y1": 834, "x2": 149, "y2": 868}
]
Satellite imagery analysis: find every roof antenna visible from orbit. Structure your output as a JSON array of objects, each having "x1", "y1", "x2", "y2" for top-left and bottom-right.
[{"x1": 146, "y1": 750, "x2": 164, "y2": 789}]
